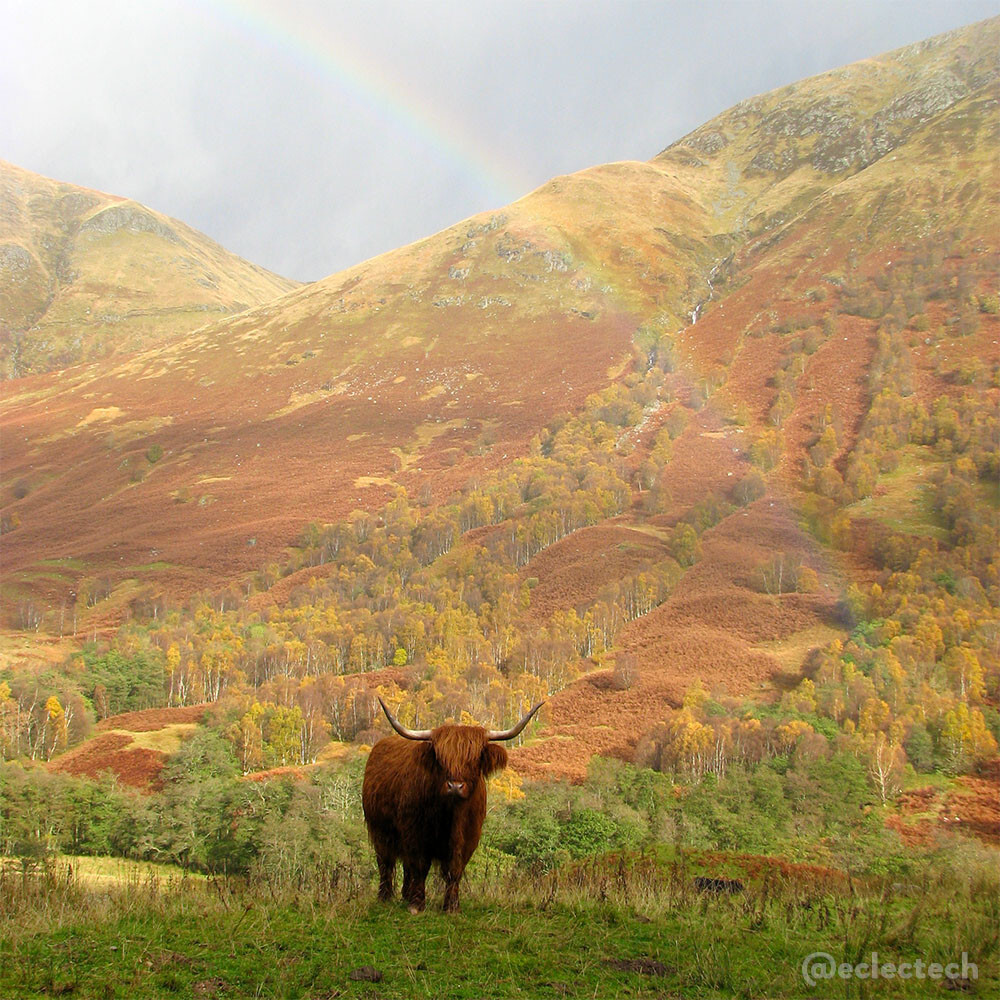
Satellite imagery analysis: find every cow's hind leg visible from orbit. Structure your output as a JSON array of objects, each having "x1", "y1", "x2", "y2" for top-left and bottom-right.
[
  {"x1": 402, "y1": 859, "x2": 431, "y2": 914},
  {"x1": 375, "y1": 850, "x2": 396, "y2": 902}
]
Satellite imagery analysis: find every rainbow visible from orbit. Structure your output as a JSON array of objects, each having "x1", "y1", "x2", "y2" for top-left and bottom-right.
[{"x1": 193, "y1": 0, "x2": 532, "y2": 207}]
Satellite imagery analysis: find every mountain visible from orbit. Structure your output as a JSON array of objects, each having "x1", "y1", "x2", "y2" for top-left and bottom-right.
[
  {"x1": 2, "y1": 19, "x2": 998, "y2": 778},
  {"x1": 0, "y1": 160, "x2": 299, "y2": 377}
]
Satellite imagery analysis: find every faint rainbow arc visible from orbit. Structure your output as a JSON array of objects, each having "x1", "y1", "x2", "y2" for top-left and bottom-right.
[{"x1": 198, "y1": 0, "x2": 531, "y2": 208}]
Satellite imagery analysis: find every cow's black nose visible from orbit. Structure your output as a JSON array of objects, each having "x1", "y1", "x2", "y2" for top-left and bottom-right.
[{"x1": 447, "y1": 781, "x2": 465, "y2": 794}]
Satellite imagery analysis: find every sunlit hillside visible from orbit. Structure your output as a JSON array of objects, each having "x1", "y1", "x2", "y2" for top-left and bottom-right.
[
  {"x1": 0, "y1": 160, "x2": 300, "y2": 378},
  {"x1": 1, "y1": 18, "x2": 997, "y2": 791}
]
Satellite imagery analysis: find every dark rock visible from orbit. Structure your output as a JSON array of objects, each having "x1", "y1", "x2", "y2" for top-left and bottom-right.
[
  {"x1": 604, "y1": 957, "x2": 670, "y2": 976},
  {"x1": 694, "y1": 876, "x2": 744, "y2": 894},
  {"x1": 684, "y1": 129, "x2": 728, "y2": 155},
  {"x1": 877, "y1": 71, "x2": 968, "y2": 125},
  {"x1": 348, "y1": 966, "x2": 383, "y2": 983}
]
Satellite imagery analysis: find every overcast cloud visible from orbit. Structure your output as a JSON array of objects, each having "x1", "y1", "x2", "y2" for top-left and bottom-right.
[{"x1": 2, "y1": 0, "x2": 996, "y2": 281}]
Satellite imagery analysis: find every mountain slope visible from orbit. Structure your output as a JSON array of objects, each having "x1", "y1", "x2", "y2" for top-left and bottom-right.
[
  {"x1": 0, "y1": 162, "x2": 716, "y2": 607},
  {"x1": 0, "y1": 161, "x2": 300, "y2": 377},
  {"x1": 2, "y1": 20, "x2": 998, "y2": 781},
  {"x1": 4, "y1": 20, "x2": 996, "y2": 608}
]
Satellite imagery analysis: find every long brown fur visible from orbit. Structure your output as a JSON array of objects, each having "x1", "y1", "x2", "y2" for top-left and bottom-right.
[{"x1": 362, "y1": 724, "x2": 507, "y2": 913}]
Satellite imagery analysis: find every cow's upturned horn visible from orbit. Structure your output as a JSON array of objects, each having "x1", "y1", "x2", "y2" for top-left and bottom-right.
[
  {"x1": 487, "y1": 701, "x2": 545, "y2": 742},
  {"x1": 377, "y1": 696, "x2": 432, "y2": 740}
]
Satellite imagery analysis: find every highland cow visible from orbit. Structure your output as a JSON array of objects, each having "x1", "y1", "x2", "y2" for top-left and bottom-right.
[{"x1": 362, "y1": 697, "x2": 543, "y2": 913}]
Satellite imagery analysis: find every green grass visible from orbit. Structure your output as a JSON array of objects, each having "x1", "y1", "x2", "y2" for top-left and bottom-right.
[
  {"x1": 128, "y1": 561, "x2": 177, "y2": 573},
  {"x1": 45, "y1": 856, "x2": 207, "y2": 892},
  {"x1": 2, "y1": 853, "x2": 996, "y2": 999},
  {"x1": 900, "y1": 770, "x2": 954, "y2": 793},
  {"x1": 36, "y1": 559, "x2": 91, "y2": 571},
  {"x1": 849, "y1": 447, "x2": 948, "y2": 539}
]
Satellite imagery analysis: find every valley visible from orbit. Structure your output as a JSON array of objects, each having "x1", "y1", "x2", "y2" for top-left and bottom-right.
[{"x1": 0, "y1": 22, "x2": 998, "y2": 995}]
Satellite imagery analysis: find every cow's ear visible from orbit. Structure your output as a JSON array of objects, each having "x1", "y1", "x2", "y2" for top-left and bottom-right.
[{"x1": 481, "y1": 743, "x2": 507, "y2": 776}]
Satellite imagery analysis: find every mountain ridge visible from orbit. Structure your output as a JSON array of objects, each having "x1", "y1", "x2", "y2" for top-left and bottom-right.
[{"x1": 0, "y1": 159, "x2": 301, "y2": 378}]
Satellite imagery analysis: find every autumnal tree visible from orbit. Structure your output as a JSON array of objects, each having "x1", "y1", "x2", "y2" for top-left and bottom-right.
[
  {"x1": 612, "y1": 652, "x2": 639, "y2": 691},
  {"x1": 228, "y1": 701, "x2": 265, "y2": 774},
  {"x1": 750, "y1": 429, "x2": 781, "y2": 470},
  {"x1": 866, "y1": 733, "x2": 906, "y2": 805},
  {"x1": 44, "y1": 695, "x2": 68, "y2": 760},
  {"x1": 264, "y1": 705, "x2": 306, "y2": 767},
  {"x1": 0, "y1": 681, "x2": 14, "y2": 760},
  {"x1": 668, "y1": 523, "x2": 701, "y2": 568},
  {"x1": 939, "y1": 703, "x2": 998, "y2": 774},
  {"x1": 944, "y1": 645, "x2": 985, "y2": 702}
]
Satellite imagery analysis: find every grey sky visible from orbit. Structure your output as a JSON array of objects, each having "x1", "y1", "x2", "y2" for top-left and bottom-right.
[{"x1": 2, "y1": 0, "x2": 997, "y2": 281}]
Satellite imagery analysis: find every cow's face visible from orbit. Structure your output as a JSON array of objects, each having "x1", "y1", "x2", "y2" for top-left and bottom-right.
[{"x1": 428, "y1": 725, "x2": 508, "y2": 800}]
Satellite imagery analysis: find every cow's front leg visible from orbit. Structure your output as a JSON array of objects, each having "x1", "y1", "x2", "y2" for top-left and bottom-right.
[
  {"x1": 442, "y1": 852, "x2": 470, "y2": 913},
  {"x1": 443, "y1": 801, "x2": 479, "y2": 912},
  {"x1": 442, "y1": 869, "x2": 462, "y2": 913},
  {"x1": 402, "y1": 859, "x2": 430, "y2": 914}
]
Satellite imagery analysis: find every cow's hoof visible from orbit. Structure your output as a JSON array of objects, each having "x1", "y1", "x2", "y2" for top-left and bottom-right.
[{"x1": 407, "y1": 903, "x2": 424, "y2": 915}]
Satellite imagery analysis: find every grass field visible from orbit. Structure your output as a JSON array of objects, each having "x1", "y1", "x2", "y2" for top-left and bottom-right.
[
  {"x1": 2, "y1": 852, "x2": 996, "y2": 999},
  {"x1": 848, "y1": 448, "x2": 948, "y2": 540}
]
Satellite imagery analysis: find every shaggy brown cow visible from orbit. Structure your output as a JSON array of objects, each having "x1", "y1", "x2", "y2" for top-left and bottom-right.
[{"x1": 362, "y1": 697, "x2": 543, "y2": 913}]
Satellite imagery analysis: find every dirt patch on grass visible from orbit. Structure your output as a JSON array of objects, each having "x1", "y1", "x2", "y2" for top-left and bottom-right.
[{"x1": 603, "y1": 958, "x2": 670, "y2": 976}]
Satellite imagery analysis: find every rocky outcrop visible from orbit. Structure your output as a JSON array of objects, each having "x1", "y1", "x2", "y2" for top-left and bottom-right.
[
  {"x1": 80, "y1": 203, "x2": 180, "y2": 243},
  {"x1": 683, "y1": 129, "x2": 728, "y2": 155},
  {"x1": 0, "y1": 243, "x2": 33, "y2": 276}
]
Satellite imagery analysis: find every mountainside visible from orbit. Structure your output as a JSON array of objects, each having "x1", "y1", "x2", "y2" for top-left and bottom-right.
[
  {"x1": 0, "y1": 160, "x2": 300, "y2": 377},
  {"x1": 2, "y1": 19, "x2": 998, "y2": 780}
]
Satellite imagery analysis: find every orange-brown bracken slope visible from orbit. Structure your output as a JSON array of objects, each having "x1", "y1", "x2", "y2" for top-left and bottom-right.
[{"x1": 6, "y1": 19, "x2": 1000, "y2": 786}]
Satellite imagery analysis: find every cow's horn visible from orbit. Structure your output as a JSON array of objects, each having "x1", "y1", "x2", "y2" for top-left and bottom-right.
[
  {"x1": 487, "y1": 701, "x2": 545, "y2": 741},
  {"x1": 377, "y1": 696, "x2": 432, "y2": 740}
]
